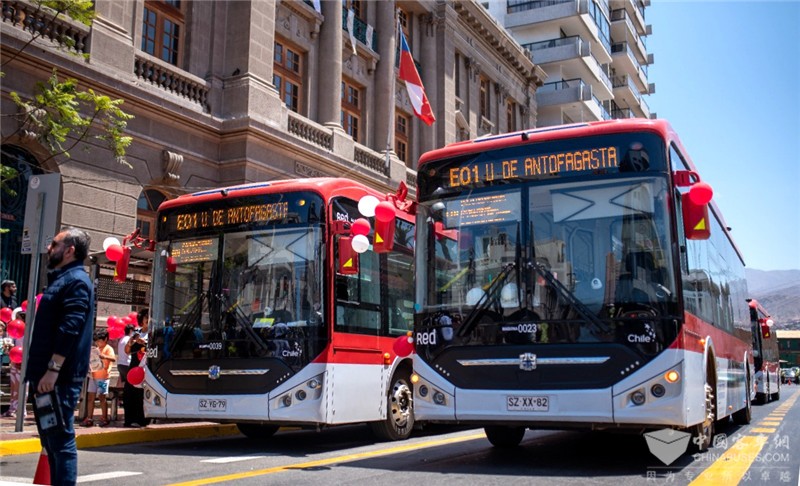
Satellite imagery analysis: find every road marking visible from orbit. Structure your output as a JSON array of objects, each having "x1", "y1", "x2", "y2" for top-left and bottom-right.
[
  {"x1": 749, "y1": 427, "x2": 776, "y2": 433},
  {"x1": 689, "y1": 435, "x2": 768, "y2": 486},
  {"x1": 759, "y1": 421, "x2": 781, "y2": 426},
  {"x1": 201, "y1": 455, "x2": 267, "y2": 464},
  {"x1": 78, "y1": 471, "x2": 143, "y2": 482},
  {"x1": 166, "y1": 432, "x2": 487, "y2": 486}
]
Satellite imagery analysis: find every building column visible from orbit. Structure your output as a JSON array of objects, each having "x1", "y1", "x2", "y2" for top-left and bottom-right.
[
  {"x1": 317, "y1": 0, "x2": 343, "y2": 128},
  {"x1": 418, "y1": 12, "x2": 439, "y2": 158},
  {"x1": 373, "y1": 1, "x2": 397, "y2": 155},
  {"x1": 89, "y1": 0, "x2": 138, "y2": 75},
  {"x1": 219, "y1": 0, "x2": 281, "y2": 120}
]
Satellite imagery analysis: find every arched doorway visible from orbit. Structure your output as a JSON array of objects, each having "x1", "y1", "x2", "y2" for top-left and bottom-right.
[{"x1": 1, "y1": 145, "x2": 44, "y2": 299}]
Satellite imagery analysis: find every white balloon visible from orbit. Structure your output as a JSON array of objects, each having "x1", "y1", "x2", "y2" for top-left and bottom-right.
[
  {"x1": 351, "y1": 234, "x2": 370, "y2": 254},
  {"x1": 103, "y1": 236, "x2": 122, "y2": 251},
  {"x1": 358, "y1": 195, "x2": 379, "y2": 217}
]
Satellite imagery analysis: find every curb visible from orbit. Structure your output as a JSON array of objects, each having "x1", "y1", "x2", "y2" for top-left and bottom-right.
[{"x1": 0, "y1": 423, "x2": 240, "y2": 456}]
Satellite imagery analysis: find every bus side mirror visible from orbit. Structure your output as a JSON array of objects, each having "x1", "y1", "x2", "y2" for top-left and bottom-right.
[
  {"x1": 113, "y1": 246, "x2": 131, "y2": 282},
  {"x1": 681, "y1": 192, "x2": 710, "y2": 240},
  {"x1": 337, "y1": 237, "x2": 359, "y2": 275}
]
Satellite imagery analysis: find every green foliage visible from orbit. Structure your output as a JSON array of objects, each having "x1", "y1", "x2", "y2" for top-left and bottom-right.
[
  {"x1": 1, "y1": 0, "x2": 133, "y2": 195},
  {"x1": 9, "y1": 71, "x2": 134, "y2": 167},
  {"x1": 40, "y1": 0, "x2": 95, "y2": 26}
]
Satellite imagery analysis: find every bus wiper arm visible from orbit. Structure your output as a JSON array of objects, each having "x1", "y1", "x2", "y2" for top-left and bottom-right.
[
  {"x1": 530, "y1": 260, "x2": 611, "y2": 335},
  {"x1": 457, "y1": 262, "x2": 515, "y2": 338}
]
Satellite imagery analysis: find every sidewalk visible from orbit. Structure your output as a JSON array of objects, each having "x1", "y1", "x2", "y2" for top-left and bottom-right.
[{"x1": 0, "y1": 411, "x2": 239, "y2": 456}]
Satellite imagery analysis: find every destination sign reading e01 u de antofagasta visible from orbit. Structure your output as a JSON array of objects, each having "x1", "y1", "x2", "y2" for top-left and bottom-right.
[
  {"x1": 446, "y1": 146, "x2": 619, "y2": 188},
  {"x1": 169, "y1": 202, "x2": 290, "y2": 232}
]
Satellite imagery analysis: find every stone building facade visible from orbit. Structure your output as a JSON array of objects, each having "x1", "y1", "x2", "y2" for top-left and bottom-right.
[{"x1": 1, "y1": 0, "x2": 544, "y2": 309}]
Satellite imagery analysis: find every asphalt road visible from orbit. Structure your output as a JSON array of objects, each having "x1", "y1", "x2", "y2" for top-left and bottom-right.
[{"x1": 1, "y1": 387, "x2": 798, "y2": 485}]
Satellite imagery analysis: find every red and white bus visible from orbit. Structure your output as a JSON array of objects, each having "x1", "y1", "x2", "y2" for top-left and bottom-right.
[
  {"x1": 142, "y1": 178, "x2": 417, "y2": 440},
  {"x1": 411, "y1": 119, "x2": 754, "y2": 449},
  {"x1": 748, "y1": 299, "x2": 780, "y2": 403}
]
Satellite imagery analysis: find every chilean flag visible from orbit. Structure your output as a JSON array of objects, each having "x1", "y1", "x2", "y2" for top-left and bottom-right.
[{"x1": 398, "y1": 30, "x2": 436, "y2": 126}]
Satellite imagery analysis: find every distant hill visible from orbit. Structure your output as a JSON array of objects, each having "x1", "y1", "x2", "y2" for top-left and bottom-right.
[{"x1": 745, "y1": 269, "x2": 800, "y2": 329}]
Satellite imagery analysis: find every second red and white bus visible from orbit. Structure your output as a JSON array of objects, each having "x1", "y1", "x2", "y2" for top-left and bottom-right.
[
  {"x1": 749, "y1": 299, "x2": 780, "y2": 403},
  {"x1": 411, "y1": 119, "x2": 754, "y2": 449},
  {"x1": 141, "y1": 178, "x2": 417, "y2": 440}
]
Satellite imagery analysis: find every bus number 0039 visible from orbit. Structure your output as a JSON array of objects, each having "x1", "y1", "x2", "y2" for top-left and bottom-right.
[{"x1": 507, "y1": 395, "x2": 549, "y2": 412}]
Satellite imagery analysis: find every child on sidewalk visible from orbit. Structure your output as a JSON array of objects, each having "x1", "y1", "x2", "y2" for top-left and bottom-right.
[{"x1": 82, "y1": 329, "x2": 116, "y2": 427}]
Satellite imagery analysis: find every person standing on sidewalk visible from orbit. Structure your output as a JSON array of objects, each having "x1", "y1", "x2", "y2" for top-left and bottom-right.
[
  {"x1": 123, "y1": 308, "x2": 149, "y2": 427},
  {"x1": 116, "y1": 324, "x2": 135, "y2": 385},
  {"x1": 1, "y1": 308, "x2": 27, "y2": 418},
  {"x1": 25, "y1": 227, "x2": 94, "y2": 486},
  {"x1": 1, "y1": 280, "x2": 17, "y2": 309}
]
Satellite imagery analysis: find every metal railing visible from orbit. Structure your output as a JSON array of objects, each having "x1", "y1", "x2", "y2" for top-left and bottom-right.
[
  {"x1": 341, "y1": 8, "x2": 377, "y2": 51},
  {"x1": 538, "y1": 77, "x2": 584, "y2": 93},
  {"x1": 507, "y1": 0, "x2": 572, "y2": 14},
  {"x1": 522, "y1": 35, "x2": 580, "y2": 52}
]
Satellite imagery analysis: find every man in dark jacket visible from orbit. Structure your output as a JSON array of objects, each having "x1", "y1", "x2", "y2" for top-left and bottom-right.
[{"x1": 25, "y1": 227, "x2": 94, "y2": 486}]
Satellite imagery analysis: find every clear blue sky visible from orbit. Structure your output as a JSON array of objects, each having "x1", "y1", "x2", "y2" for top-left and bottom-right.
[{"x1": 648, "y1": 1, "x2": 800, "y2": 271}]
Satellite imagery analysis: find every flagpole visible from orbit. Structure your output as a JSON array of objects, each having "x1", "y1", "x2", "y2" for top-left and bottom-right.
[{"x1": 386, "y1": 10, "x2": 400, "y2": 169}]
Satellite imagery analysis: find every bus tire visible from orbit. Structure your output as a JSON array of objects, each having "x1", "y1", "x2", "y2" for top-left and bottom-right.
[
  {"x1": 692, "y1": 377, "x2": 715, "y2": 452},
  {"x1": 484, "y1": 426, "x2": 526, "y2": 448},
  {"x1": 370, "y1": 371, "x2": 414, "y2": 441},
  {"x1": 236, "y1": 423, "x2": 279, "y2": 440},
  {"x1": 732, "y1": 372, "x2": 752, "y2": 425}
]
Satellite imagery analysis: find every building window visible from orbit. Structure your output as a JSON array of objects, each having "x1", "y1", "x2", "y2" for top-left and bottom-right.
[
  {"x1": 343, "y1": 0, "x2": 364, "y2": 19},
  {"x1": 274, "y1": 41, "x2": 303, "y2": 113},
  {"x1": 455, "y1": 53, "x2": 461, "y2": 99},
  {"x1": 141, "y1": 1, "x2": 183, "y2": 65},
  {"x1": 395, "y1": 112, "x2": 410, "y2": 163},
  {"x1": 480, "y1": 75, "x2": 491, "y2": 120},
  {"x1": 341, "y1": 79, "x2": 362, "y2": 142},
  {"x1": 506, "y1": 99, "x2": 517, "y2": 132},
  {"x1": 137, "y1": 189, "x2": 169, "y2": 241},
  {"x1": 398, "y1": 8, "x2": 410, "y2": 44}
]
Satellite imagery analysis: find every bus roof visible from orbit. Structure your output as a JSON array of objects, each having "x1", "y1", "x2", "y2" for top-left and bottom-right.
[
  {"x1": 418, "y1": 119, "x2": 682, "y2": 167},
  {"x1": 157, "y1": 177, "x2": 390, "y2": 212}
]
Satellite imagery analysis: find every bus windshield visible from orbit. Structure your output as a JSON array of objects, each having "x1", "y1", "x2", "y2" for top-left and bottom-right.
[
  {"x1": 419, "y1": 175, "x2": 678, "y2": 349},
  {"x1": 149, "y1": 226, "x2": 325, "y2": 371}
]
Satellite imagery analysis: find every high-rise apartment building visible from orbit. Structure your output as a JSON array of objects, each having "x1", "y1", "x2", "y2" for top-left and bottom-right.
[
  {"x1": 486, "y1": 0, "x2": 655, "y2": 126},
  {"x1": 1, "y1": 0, "x2": 543, "y2": 304}
]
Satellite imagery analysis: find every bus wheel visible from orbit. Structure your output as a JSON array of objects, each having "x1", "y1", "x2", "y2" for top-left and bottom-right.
[
  {"x1": 370, "y1": 372, "x2": 414, "y2": 441},
  {"x1": 692, "y1": 382, "x2": 715, "y2": 451},
  {"x1": 733, "y1": 375, "x2": 752, "y2": 425},
  {"x1": 236, "y1": 423, "x2": 279, "y2": 440},
  {"x1": 484, "y1": 426, "x2": 525, "y2": 448}
]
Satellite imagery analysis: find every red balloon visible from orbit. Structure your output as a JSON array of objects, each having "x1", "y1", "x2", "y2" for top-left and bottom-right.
[
  {"x1": 127, "y1": 366, "x2": 145, "y2": 386},
  {"x1": 9, "y1": 345, "x2": 23, "y2": 364},
  {"x1": 20, "y1": 300, "x2": 28, "y2": 312},
  {"x1": 689, "y1": 181, "x2": 714, "y2": 205},
  {"x1": 166, "y1": 256, "x2": 177, "y2": 273},
  {"x1": 128, "y1": 311, "x2": 139, "y2": 322},
  {"x1": 108, "y1": 324, "x2": 125, "y2": 340},
  {"x1": 107, "y1": 316, "x2": 120, "y2": 328},
  {"x1": 351, "y1": 218, "x2": 371, "y2": 236},
  {"x1": 374, "y1": 201, "x2": 396, "y2": 222},
  {"x1": 7, "y1": 319, "x2": 25, "y2": 339},
  {"x1": 35, "y1": 293, "x2": 42, "y2": 309},
  {"x1": 0, "y1": 307, "x2": 12, "y2": 324},
  {"x1": 122, "y1": 316, "x2": 134, "y2": 326},
  {"x1": 105, "y1": 244, "x2": 124, "y2": 262},
  {"x1": 392, "y1": 334, "x2": 415, "y2": 357}
]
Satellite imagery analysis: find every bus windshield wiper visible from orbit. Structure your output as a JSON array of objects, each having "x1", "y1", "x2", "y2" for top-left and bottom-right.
[
  {"x1": 530, "y1": 260, "x2": 611, "y2": 335},
  {"x1": 457, "y1": 262, "x2": 515, "y2": 338}
]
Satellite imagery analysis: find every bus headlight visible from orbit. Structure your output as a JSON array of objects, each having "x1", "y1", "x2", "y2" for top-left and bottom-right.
[
  {"x1": 651, "y1": 384, "x2": 666, "y2": 398},
  {"x1": 282, "y1": 395, "x2": 292, "y2": 407},
  {"x1": 433, "y1": 391, "x2": 446, "y2": 405},
  {"x1": 419, "y1": 385, "x2": 429, "y2": 398},
  {"x1": 295, "y1": 389, "x2": 307, "y2": 401},
  {"x1": 631, "y1": 390, "x2": 646, "y2": 406}
]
